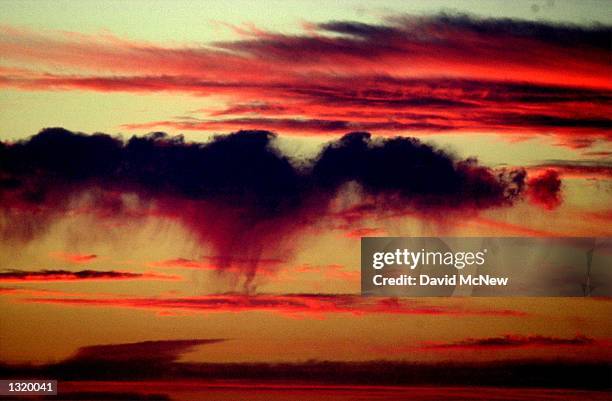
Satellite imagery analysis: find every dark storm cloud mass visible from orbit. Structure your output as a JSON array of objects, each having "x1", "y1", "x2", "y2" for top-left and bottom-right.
[
  {"x1": 312, "y1": 132, "x2": 527, "y2": 209},
  {"x1": 0, "y1": 128, "x2": 559, "y2": 287},
  {"x1": 0, "y1": 128, "x2": 532, "y2": 210},
  {"x1": 0, "y1": 128, "x2": 299, "y2": 215}
]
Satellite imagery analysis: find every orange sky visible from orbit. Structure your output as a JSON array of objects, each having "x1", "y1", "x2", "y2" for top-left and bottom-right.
[{"x1": 0, "y1": 1, "x2": 610, "y2": 369}]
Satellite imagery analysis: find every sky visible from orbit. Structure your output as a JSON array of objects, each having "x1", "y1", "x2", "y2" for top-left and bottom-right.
[{"x1": 0, "y1": 0, "x2": 611, "y2": 392}]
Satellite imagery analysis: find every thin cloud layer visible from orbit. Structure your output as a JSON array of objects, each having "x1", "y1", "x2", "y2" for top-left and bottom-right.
[
  {"x1": 17, "y1": 293, "x2": 527, "y2": 318},
  {"x1": 533, "y1": 160, "x2": 612, "y2": 179},
  {"x1": 49, "y1": 252, "x2": 98, "y2": 264},
  {"x1": 1, "y1": 15, "x2": 610, "y2": 147},
  {"x1": 0, "y1": 269, "x2": 179, "y2": 282},
  {"x1": 424, "y1": 334, "x2": 595, "y2": 349}
]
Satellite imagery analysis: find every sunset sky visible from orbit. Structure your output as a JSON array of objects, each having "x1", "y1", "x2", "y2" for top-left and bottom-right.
[{"x1": 0, "y1": 0, "x2": 610, "y2": 385}]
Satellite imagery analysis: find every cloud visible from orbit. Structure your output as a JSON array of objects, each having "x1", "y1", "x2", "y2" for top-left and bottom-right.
[
  {"x1": 582, "y1": 210, "x2": 612, "y2": 224},
  {"x1": 119, "y1": 111, "x2": 611, "y2": 149},
  {"x1": 342, "y1": 227, "x2": 387, "y2": 238},
  {"x1": 1, "y1": 350, "x2": 609, "y2": 389},
  {"x1": 311, "y1": 132, "x2": 527, "y2": 209},
  {"x1": 0, "y1": 128, "x2": 560, "y2": 288},
  {"x1": 150, "y1": 258, "x2": 218, "y2": 270},
  {"x1": 66, "y1": 339, "x2": 226, "y2": 364},
  {"x1": 469, "y1": 216, "x2": 566, "y2": 237},
  {"x1": 0, "y1": 269, "x2": 179, "y2": 282},
  {"x1": 18, "y1": 293, "x2": 527, "y2": 318},
  {"x1": 582, "y1": 151, "x2": 612, "y2": 157},
  {"x1": 2, "y1": 15, "x2": 609, "y2": 84},
  {"x1": 532, "y1": 160, "x2": 612, "y2": 179},
  {"x1": 4, "y1": 339, "x2": 227, "y2": 384},
  {"x1": 49, "y1": 251, "x2": 98, "y2": 264},
  {"x1": 526, "y1": 169, "x2": 562, "y2": 210},
  {"x1": 424, "y1": 334, "x2": 595, "y2": 349},
  {"x1": 0, "y1": 15, "x2": 610, "y2": 147}
]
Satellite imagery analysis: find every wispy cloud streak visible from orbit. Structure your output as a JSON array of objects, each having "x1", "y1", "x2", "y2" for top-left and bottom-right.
[
  {"x1": 0, "y1": 269, "x2": 179, "y2": 282},
  {"x1": 17, "y1": 293, "x2": 527, "y2": 318},
  {"x1": 1, "y1": 15, "x2": 610, "y2": 147},
  {"x1": 423, "y1": 334, "x2": 596, "y2": 350}
]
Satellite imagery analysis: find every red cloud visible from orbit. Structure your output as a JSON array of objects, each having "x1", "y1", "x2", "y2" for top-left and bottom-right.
[
  {"x1": 149, "y1": 258, "x2": 218, "y2": 270},
  {"x1": 342, "y1": 227, "x2": 387, "y2": 238},
  {"x1": 527, "y1": 169, "x2": 562, "y2": 210},
  {"x1": 1, "y1": 16, "x2": 610, "y2": 148},
  {"x1": 49, "y1": 251, "x2": 98, "y2": 264},
  {"x1": 2, "y1": 17, "x2": 608, "y2": 87},
  {"x1": 18, "y1": 293, "x2": 527, "y2": 318}
]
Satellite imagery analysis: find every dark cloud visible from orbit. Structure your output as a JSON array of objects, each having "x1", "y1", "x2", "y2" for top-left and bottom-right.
[
  {"x1": 319, "y1": 15, "x2": 611, "y2": 50},
  {"x1": 1, "y1": 353, "x2": 609, "y2": 390},
  {"x1": 0, "y1": 128, "x2": 535, "y2": 215},
  {"x1": 312, "y1": 132, "x2": 526, "y2": 209},
  {"x1": 0, "y1": 128, "x2": 560, "y2": 288},
  {"x1": 223, "y1": 14, "x2": 610, "y2": 66},
  {"x1": 0, "y1": 269, "x2": 178, "y2": 281},
  {"x1": 582, "y1": 151, "x2": 612, "y2": 157},
  {"x1": 0, "y1": 339, "x2": 226, "y2": 382},
  {"x1": 425, "y1": 334, "x2": 595, "y2": 349},
  {"x1": 67, "y1": 339, "x2": 226, "y2": 364}
]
